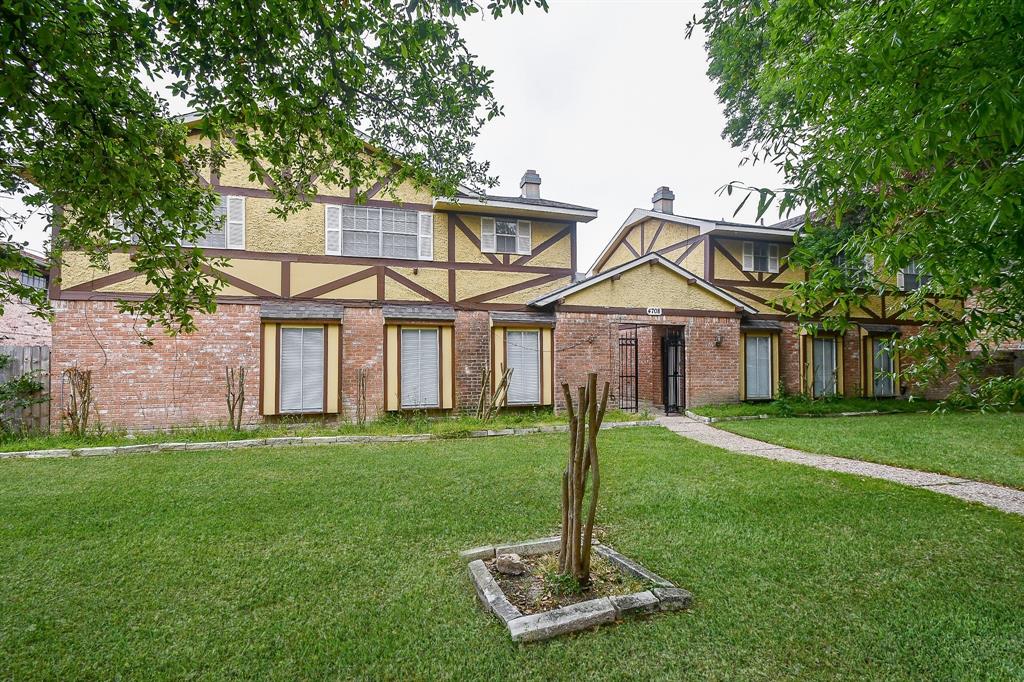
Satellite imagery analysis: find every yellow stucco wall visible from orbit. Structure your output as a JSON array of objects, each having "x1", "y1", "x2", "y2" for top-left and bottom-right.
[{"x1": 565, "y1": 262, "x2": 736, "y2": 311}]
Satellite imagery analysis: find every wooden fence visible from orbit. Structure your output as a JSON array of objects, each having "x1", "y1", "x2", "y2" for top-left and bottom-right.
[{"x1": 0, "y1": 345, "x2": 50, "y2": 433}]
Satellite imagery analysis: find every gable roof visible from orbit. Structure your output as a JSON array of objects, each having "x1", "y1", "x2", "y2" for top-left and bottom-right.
[
  {"x1": 433, "y1": 192, "x2": 598, "y2": 222},
  {"x1": 530, "y1": 252, "x2": 757, "y2": 313},
  {"x1": 590, "y1": 208, "x2": 806, "y2": 274}
]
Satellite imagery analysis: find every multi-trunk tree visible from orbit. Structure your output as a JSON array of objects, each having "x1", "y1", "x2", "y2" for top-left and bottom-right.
[{"x1": 558, "y1": 372, "x2": 610, "y2": 586}]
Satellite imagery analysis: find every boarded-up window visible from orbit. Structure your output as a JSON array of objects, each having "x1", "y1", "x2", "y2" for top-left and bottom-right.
[
  {"x1": 506, "y1": 330, "x2": 540, "y2": 405},
  {"x1": 279, "y1": 327, "x2": 324, "y2": 412},
  {"x1": 745, "y1": 335, "x2": 771, "y2": 400},
  {"x1": 401, "y1": 328, "x2": 439, "y2": 408}
]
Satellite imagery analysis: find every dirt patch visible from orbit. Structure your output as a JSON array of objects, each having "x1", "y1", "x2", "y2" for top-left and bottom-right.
[{"x1": 486, "y1": 552, "x2": 650, "y2": 615}]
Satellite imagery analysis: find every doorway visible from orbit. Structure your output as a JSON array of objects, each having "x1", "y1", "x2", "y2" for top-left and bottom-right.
[{"x1": 662, "y1": 328, "x2": 686, "y2": 413}]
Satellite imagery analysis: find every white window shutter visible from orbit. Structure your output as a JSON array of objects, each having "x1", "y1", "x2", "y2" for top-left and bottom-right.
[
  {"x1": 202, "y1": 196, "x2": 227, "y2": 248},
  {"x1": 325, "y1": 205, "x2": 342, "y2": 255},
  {"x1": 768, "y1": 243, "x2": 779, "y2": 273},
  {"x1": 897, "y1": 269, "x2": 905, "y2": 291},
  {"x1": 417, "y1": 212, "x2": 434, "y2": 260},
  {"x1": 516, "y1": 220, "x2": 532, "y2": 255},
  {"x1": 742, "y1": 241, "x2": 754, "y2": 271},
  {"x1": 480, "y1": 217, "x2": 496, "y2": 253},
  {"x1": 226, "y1": 196, "x2": 245, "y2": 249}
]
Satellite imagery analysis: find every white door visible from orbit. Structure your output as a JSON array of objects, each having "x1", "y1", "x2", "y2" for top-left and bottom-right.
[{"x1": 873, "y1": 339, "x2": 895, "y2": 397}]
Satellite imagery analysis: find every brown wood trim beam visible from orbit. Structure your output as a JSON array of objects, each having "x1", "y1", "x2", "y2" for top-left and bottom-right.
[
  {"x1": 213, "y1": 183, "x2": 433, "y2": 211},
  {"x1": 514, "y1": 225, "x2": 571, "y2": 267},
  {"x1": 63, "y1": 269, "x2": 139, "y2": 292},
  {"x1": 376, "y1": 265, "x2": 385, "y2": 300},
  {"x1": 383, "y1": 268, "x2": 447, "y2": 303},
  {"x1": 646, "y1": 221, "x2": 666, "y2": 254},
  {"x1": 555, "y1": 304, "x2": 743, "y2": 319},
  {"x1": 460, "y1": 272, "x2": 567, "y2": 304},
  {"x1": 293, "y1": 267, "x2": 377, "y2": 299},
  {"x1": 204, "y1": 266, "x2": 281, "y2": 299},
  {"x1": 622, "y1": 237, "x2": 641, "y2": 259},
  {"x1": 281, "y1": 261, "x2": 291, "y2": 299},
  {"x1": 673, "y1": 239, "x2": 703, "y2": 266}
]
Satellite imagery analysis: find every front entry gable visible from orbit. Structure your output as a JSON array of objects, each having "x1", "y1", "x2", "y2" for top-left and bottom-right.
[{"x1": 530, "y1": 253, "x2": 756, "y2": 314}]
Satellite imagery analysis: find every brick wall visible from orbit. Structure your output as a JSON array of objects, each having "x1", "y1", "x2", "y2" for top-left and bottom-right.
[
  {"x1": 0, "y1": 298, "x2": 51, "y2": 346},
  {"x1": 340, "y1": 306, "x2": 384, "y2": 420},
  {"x1": 777, "y1": 321, "x2": 802, "y2": 395},
  {"x1": 454, "y1": 310, "x2": 489, "y2": 412},
  {"x1": 842, "y1": 329, "x2": 862, "y2": 397},
  {"x1": 50, "y1": 300, "x2": 260, "y2": 431},
  {"x1": 553, "y1": 311, "x2": 740, "y2": 410}
]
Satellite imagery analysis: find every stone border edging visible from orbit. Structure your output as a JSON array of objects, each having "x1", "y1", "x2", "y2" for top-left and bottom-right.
[
  {"x1": 461, "y1": 536, "x2": 692, "y2": 642},
  {"x1": 0, "y1": 420, "x2": 659, "y2": 461},
  {"x1": 684, "y1": 408, "x2": 930, "y2": 424}
]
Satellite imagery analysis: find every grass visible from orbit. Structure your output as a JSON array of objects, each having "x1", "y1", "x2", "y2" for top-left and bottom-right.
[
  {"x1": 690, "y1": 396, "x2": 941, "y2": 419},
  {"x1": 2, "y1": 428, "x2": 1023, "y2": 679},
  {"x1": 0, "y1": 407, "x2": 646, "y2": 453},
  {"x1": 720, "y1": 411, "x2": 1024, "y2": 489}
]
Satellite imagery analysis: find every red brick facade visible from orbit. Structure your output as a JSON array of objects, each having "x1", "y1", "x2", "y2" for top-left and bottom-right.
[
  {"x1": 0, "y1": 298, "x2": 52, "y2": 346},
  {"x1": 340, "y1": 306, "x2": 385, "y2": 421},
  {"x1": 51, "y1": 299, "x2": 975, "y2": 432},
  {"x1": 50, "y1": 300, "x2": 261, "y2": 431},
  {"x1": 553, "y1": 311, "x2": 741, "y2": 410}
]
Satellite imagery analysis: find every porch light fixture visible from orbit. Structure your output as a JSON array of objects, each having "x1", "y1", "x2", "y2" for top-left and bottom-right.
[{"x1": 714, "y1": 335, "x2": 723, "y2": 347}]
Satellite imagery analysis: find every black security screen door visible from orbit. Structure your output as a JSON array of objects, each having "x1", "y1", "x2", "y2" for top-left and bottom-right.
[
  {"x1": 662, "y1": 329, "x2": 685, "y2": 413},
  {"x1": 618, "y1": 326, "x2": 639, "y2": 412}
]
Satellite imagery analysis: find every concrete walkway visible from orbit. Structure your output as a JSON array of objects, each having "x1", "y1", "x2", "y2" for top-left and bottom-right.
[{"x1": 657, "y1": 415, "x2": 1024, "y2": 517}]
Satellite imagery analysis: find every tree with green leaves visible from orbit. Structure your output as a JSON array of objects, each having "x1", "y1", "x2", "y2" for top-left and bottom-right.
[
  {"x1": 1, "y1": 0, "x2": 546, "y2": 333},
  {"x1": 691, "y1": 0, "x2": 1024, "y2": 404}
]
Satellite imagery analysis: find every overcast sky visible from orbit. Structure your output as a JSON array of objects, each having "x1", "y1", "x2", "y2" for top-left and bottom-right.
[{"x1": 9, "y1": 0, "x2": 787, "y2": 270}]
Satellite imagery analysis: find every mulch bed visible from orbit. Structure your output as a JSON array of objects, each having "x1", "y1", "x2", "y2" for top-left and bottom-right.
[{"x1": 486, "y1": 552, "x2": 649, "y2": 615}]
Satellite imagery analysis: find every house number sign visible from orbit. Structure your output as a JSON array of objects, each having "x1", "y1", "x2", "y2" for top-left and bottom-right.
[{"x1": 646, "y1": 307, "x2": 663, "y2": 316}]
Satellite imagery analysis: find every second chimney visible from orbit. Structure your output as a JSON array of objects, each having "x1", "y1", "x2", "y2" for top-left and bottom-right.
[
  {"x1": 652, "y1": 186, "x2": 675, "y2": 214},
  {"x1": 520, "y1": 169, "x2": 542, "y2": 199}
]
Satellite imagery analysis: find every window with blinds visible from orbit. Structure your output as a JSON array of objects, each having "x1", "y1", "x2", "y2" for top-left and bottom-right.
[
  {"x1": 279, "y1": 327, "x2": 325, "y2": 413},
  {"x1": 744, "y1": 335, "x2": 772, "y2": 400},
  {"x1": 400, "y1": 328, "x2": 440, "y2": 409},
  {"x1": 506, "y1": 330, "x2": 541, "y2": 405},
  {"x1": 812, "y1": 337, "x2": 837, "y2": 397},
  {"x1": 873, "y1": 338, "x2": 896, "y2": 397},
  {"x1": 325, "y1": 205, "x2": 433, "y2": 260}
]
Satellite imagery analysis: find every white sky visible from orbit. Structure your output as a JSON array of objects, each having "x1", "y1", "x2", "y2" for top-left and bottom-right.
[{"x1": 8, "y1": 0, "x2": 787, "y2": 271}]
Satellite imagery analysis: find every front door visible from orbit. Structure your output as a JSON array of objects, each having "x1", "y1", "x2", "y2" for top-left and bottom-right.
[{"x1": 662, "y1": 329, "x2": 685, "y2": 413}]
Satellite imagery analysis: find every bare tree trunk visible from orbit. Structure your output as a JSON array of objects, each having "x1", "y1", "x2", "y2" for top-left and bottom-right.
[
  {"x1": 556, "y1": 372, "x2": 610, "y2": 586},
  {"x1": 62, "y1": 367, "x2": 93, "y2": 437},
  {"x1": 225, "y1": 366, "x2": 246, "y2": 431}
]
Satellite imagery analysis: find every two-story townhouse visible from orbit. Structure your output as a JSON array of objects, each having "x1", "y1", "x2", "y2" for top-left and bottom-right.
[
  {"x1": 0, "y1": 250, "x2": 51, "y2": 346},
  {"x1": 526, "y1": 186, "x2": 955, "y2": 414},
  {"x1": 49, "y1": 127, "x2": 596, "y2": 430}
]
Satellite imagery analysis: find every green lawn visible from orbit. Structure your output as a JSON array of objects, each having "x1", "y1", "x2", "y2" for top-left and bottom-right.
[
  {"x1": 690, "y1": 396, "x2": 941, "y2": 419},
  {"x1": 720, "y1": 412, "x2": 1024, "y2": 489},
  {"x1": 0, "y1": 408, "x2": 645, "y2": 453},
  {"x1": 2, "y1": 428, "x2": 1023, "y2": 679}
]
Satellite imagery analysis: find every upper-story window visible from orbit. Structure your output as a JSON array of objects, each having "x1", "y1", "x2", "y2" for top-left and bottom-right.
[
  {"x1": 19, "y1": 271, "x2": 47, "y2": 290},
  {"x1": 481, "y1": 217, "x2": 531, "y2": 255},
  {"x1": 898, "y1": 260, "x2": 930, "y2": 292},
  {"x1": 183, "y1": 195, "x2": 245, "y2": 249},
  {"x1": 325, "y1": 205, "x2": 433, "y2": 260},
  {"x1": 742, "y1": 241, "x2": 779, "y2": 273}
]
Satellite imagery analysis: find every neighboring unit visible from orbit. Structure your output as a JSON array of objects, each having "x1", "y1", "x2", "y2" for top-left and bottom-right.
[{"x1": 0, "y1": 250, "x2": 51, "y2": 346}]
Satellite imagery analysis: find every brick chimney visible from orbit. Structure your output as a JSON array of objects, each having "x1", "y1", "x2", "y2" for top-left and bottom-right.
[
  {"x1": 652, "y1": 186, "x2": 675, "y2": 214},
  {"x1": 520, "y1": 169, "x2": 542, "y2": 199}
]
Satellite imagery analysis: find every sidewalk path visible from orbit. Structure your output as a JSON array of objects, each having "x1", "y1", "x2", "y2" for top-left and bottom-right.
[{"x1": 657, "y1": 415, "x2": 1024, "y2": 517}]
